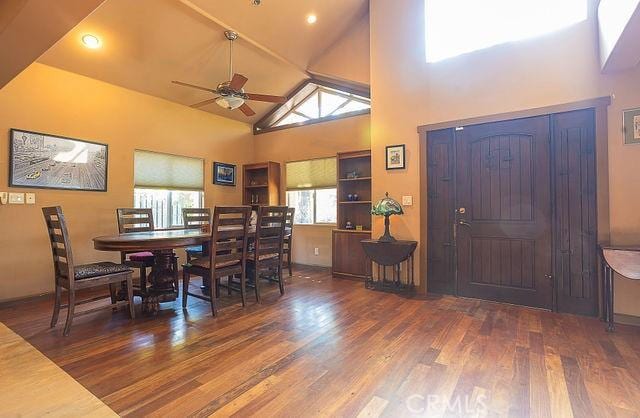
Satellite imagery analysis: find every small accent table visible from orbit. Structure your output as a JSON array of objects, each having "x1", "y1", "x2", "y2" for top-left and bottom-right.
[
  {"x1": 361, "y1": 240, "x2": 417, "y2": 294},
  {"x1": 599, "y1": 244, "x2": 640, "y2": 332}
]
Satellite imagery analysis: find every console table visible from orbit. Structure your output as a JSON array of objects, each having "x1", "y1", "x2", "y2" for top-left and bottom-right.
[
  {"x1": 599, "y1": 244, "x2": 640, "y2": 332},
  {"x1": 361, "y1": 239, "x2": 417, "y2": 294}
]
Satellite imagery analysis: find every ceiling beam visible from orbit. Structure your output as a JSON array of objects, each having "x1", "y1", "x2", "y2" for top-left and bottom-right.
[{"x1": 178, "y1": 0, "x2": 309, "y2": 78}]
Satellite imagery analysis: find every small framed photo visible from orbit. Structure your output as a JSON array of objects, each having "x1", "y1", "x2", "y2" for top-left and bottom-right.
[
  {"x1": 213, "y1": 162, "x2": 236, "y2": 186},
  {"x1": 385, "y1": 144, "x2": 405, "y2": 170},
  {"x1": 623, "y1": 108, "x2": 640, "y2": 145}
]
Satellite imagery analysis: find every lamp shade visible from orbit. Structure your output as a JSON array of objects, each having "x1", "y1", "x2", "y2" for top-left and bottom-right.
[{"x1": 371, "y1": 192, "x2": 404, "y2": 217}]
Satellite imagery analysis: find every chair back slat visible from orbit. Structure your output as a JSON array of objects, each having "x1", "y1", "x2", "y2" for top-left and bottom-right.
[
  {"x1": 209, "y1": 206, "x2": 251, "y2": 277},
  {"x1": 116, "y1": 208, "x2": 154, "y2": 234},
  {"x1": 254, "y1": 206, "x2": 287, "y2": 264},
  {"x1": 183, "y1": 208, "x2": 212, "y2": 229},
  {"x1": 42, "y1": 206, "x2": 74, "y2": 281}
]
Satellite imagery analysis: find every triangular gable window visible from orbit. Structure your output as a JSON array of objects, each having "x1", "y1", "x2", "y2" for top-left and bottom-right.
[{"x1": 254, "y1": 79, "x2": 370, "y2": 134}]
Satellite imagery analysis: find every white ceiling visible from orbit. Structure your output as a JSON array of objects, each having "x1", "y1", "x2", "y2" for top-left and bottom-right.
[{"x1": 38, "y1": 0, "x2": 369, "y2": 123}]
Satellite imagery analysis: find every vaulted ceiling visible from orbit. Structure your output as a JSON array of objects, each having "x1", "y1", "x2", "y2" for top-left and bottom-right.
[{"x1": 37, "y1": 0, "x2": 369, "y2": 123}]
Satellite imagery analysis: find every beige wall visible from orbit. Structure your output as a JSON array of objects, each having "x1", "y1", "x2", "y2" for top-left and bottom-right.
[
  {"x1": 370, "y1": 0, "x2": 640, "y2": 314},
  {"x1": 0, "y1": 63, "x2": 254, "y2": 301},
  {"x1": 253, "y1": 115, "x2": 371, "y2": 267}
]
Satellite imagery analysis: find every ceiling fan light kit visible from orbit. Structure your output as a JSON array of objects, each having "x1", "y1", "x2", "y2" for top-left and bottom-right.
[{"x1": 171, "y1": 30, "x2": 286, "y2": 117}]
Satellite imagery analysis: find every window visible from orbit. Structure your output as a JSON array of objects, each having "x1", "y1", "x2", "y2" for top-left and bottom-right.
[
  {"x1": 425, "y1": 0, "x2": 588, "y2": 62},
  {"x1": 254, "y1": 80, "x2": 370, "y2": 133},
  {"x1": 285, "y1": 158, "x2": 337, "y2": 225},
  {"x1": 133, "y1": 150, "x2": 204, "y2": 229}
]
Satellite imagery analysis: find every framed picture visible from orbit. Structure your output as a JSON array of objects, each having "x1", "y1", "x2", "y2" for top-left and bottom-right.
[
  {"x1": 385, "y1": 144, "x2": 406, "y2": 170},
  {"x1": 9, "y1": 129, "x2": 108, "y2": 191},
  {"x1": 213, "y1": 162, "x2": 236, "y2": 186},
  {"x1": 623, "y1": 108, "x2": 640, "y2": 145}
]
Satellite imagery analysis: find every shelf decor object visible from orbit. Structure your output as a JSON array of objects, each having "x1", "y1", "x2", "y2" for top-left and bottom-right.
[{"x1": 371, "y1": 192, "x2": 404, "y2": 242}]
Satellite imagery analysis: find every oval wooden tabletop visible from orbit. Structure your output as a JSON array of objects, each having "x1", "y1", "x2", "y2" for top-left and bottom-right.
[
  {"x1": 93, "y1": 229, "x2": 210, "y2": 252},
  {"x1": 602, "y1": 248, "x2": 640, "y2": 280}
]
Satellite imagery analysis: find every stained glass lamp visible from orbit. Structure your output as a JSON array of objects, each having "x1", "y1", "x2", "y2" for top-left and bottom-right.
[{"x1": 371, "y1": 192, "x2": 404, "y2": 242}]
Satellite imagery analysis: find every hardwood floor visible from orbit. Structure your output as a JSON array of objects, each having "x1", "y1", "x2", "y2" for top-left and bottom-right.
[{"x1": 1, "y1": 265, "x2": 639, "y2": 417}]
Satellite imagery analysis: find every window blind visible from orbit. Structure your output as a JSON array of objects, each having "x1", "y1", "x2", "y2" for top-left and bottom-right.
[
  {"x1": 134, "y1": 150, "x2": 204, "y2": 191},
  {"x1": 286, "y1": 157, "x2": 337, "y2": 190}
]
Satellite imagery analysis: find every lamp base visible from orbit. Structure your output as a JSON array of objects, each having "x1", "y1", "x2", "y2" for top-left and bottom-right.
[{"x1": 378, "y1": 215, "x2": 396, "y2": 243}]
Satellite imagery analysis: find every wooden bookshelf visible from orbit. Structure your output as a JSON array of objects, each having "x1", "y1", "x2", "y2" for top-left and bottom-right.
[
  {"x1": 242, "y1": 161, "x2": 280, "y2": 206},
  {"x1": 332, "y1": 150, "x2": 372, "y2": 280}
]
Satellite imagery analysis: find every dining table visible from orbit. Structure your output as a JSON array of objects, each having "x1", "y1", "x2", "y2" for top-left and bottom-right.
[{"x1": 93, "y1": 225, "x2": 290, "y2": 313}]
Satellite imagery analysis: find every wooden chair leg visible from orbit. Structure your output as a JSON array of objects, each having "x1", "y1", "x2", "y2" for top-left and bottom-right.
[
  {"x1": 173, "y1": 257, "x2": 179, "y2": 294},
  {"x1": 254, "y1": 268, "x2": 261, "y2": 303},
  {"x1": 240, "y1": 271, "x2": 247, "y2": 307},
  {"x1": 182, "y1": 270, "x2": 190, "y2": 309},
  {"x1": 227, "y1": 276, "x2": 232, "y2": 296},
  {"x1": 126, "y1": 275, "x2": 135, "y2": 319},
  {"x1": 210, "y1": 275, "x2": 218, "y2": 316},
  {"x1": 63, "y1": 290, "x2": 75, "y2": 336},
  {"x1": 50, "y1": 284, "x2": 61, "y2": 328},
  {"x1": 278, "y1": 264, "x2": 285, "y2": 296},
  {"x1": 108, "y1": 283, "x2": 118, "y2": 311},
  {"x1": 140, "y1": 267, "x2": 147, "y2": 294}
]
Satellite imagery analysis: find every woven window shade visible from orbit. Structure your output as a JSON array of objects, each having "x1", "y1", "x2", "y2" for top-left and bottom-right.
[
  {"x1": 286, "y1": 157, "x2": 337, "y2": 190},
  {"x1": 134, "y1": 150, "x2": 204, "y2": 191}
]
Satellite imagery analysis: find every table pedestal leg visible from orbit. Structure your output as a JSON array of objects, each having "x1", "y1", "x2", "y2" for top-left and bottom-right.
[
  {"x1": 143, "y1": 249, "x2": 178, "y2": 314},
  {"x1": 605, "y1": 265, "x2": 615, "y2": 332}
]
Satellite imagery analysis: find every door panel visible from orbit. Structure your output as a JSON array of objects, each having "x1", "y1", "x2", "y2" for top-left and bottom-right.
[
  {"x1": 552, "y1": 110, "x2": 597, "y2": 315},
  {"x1": 455, "y1": 116, "x2": 553, "y2": 308},
  {"x1": 427, "y1": 129, "x2": 455, "y2": 294}
]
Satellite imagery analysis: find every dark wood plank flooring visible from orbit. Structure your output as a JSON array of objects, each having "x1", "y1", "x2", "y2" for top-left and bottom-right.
[{"x1": 1, "y1": 265, "x2": 639, "y2": 417}]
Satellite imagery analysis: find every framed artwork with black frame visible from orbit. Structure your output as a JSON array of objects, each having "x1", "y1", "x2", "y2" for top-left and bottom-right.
[
  {"x1": 623, "y1": 107, "x2": 640, "y2": 145},
  {"x1": 213, "y1": 162, "x2": 236, "y2": 186},
  {"x1": 9, "y1": 128, "x2": 108, "y2": 191},
  {"x1": 385, "y1": 144, "x2": 406, "y2": 170}
]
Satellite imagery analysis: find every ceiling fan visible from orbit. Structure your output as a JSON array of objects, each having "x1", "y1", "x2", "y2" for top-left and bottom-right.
[{"x1": 172, "y1": 31, "x2": 286, "y2": 117}]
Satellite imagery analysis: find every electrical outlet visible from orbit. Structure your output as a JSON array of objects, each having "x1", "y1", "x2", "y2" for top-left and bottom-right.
[
  {"x1": 314, "y1": 247, "x2": 319, "y2": 256},
  {"x1": 25, "y1": 193, "x2": 36, "y2": 204},
  {"x1": 8, "y1": 192, "x2": 24, "y2": 204},
  {"x1": 0, "y1": 192, "x2": 7, "y2": 205},
  {"x1": 402, "y1": 195, "x2": 413, "y2": 206}
]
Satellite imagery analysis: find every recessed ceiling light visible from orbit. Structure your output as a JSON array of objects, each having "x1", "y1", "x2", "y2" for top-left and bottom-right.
[
  {"x1": 82, "y1": 34, "x2": 101, "y2": 49},
  {"x1": 306, "y1": 14, "x2": 317, "y2": 24}
]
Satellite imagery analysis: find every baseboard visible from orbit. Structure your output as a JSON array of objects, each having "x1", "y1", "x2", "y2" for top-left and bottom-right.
[{"x1": 614, "y1": 313, "x2": 640, "y2": 327}]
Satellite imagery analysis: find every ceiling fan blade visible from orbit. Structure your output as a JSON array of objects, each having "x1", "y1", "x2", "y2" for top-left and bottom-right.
[
  {"x1": 190, "y1": 97, "x2": 218, "y2": 108},
  {"x1": 244, "y1": 93, "x2": 287, "y2": 103},
  {"x1": 172, "y1": 80, "x2": 217, "y2": 93},
  {"x1": 229, "y1": 73, "x2": 248, "y2": 90},
  {"x1": 238, "y1": 103, "x2": 256, "y2": 117}
]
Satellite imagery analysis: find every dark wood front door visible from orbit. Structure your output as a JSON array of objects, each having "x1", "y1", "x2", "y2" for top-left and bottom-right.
[{"x1": 455, "y1": 116, "x2": 553, "y2": 308}]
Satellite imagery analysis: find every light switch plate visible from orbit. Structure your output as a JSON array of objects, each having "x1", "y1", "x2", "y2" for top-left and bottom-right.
[
  {"x1": 0, "y1": 192, "x2": 7, "y2": 205},
  {"x1": 25, "y1": 193, "x2": 36, "y2": 204},
  {"x1": 9, "y1": 192, "x2": 25, "y2": 204},
  {"x1": 402, "y1": 195, "x2": 413, "y2": 206}
]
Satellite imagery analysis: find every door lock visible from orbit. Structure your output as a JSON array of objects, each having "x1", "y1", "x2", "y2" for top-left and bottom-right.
[{"x1": 458, "y1": 220, "x2": 471, "y2": 227}]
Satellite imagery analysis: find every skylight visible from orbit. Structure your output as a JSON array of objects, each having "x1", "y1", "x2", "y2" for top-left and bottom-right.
[
  {"x1": 254, "y1": 80, "x2": 370, "y2": 133},
  {"x1": 425, "y1": 0, "x2": 588, "y2": 62}
]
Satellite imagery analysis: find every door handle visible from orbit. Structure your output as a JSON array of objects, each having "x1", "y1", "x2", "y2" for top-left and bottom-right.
[{"x1": 458, "y1": 220, "x2": 471, "y2": 227}]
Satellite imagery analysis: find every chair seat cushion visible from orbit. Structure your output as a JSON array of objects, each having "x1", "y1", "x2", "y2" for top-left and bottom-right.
[
  {"x1": 248, "y1": 253, "x2": 279, "y2": 262},
  {"x1": 128, "y1": 251, "x2": 155, "y2": 262},
  {"x1": 187, "y1": 258, "x2": 239, "y2": 270},
  {"x1": 185, "y1": 245, "x2": 203, "y2": 254},
  {"x1": 75, "y1": 262, "x2": 132, "y2": 280}
]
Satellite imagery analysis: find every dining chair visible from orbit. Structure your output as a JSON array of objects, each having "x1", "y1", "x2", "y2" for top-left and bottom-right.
[
  {"x1": 182, "y1": 208, "x2": 212, "y2": 263},
  {"x1": 116, "y1": 208, "x2": 179, "y2": 293},
  {"x1": 283, "y1": 207, "x2": 295, "y2": 277},
  {"x1": 43, "y1": 207, "x2": 135, "y2": 336},
  {"x1": 182, "y1": 206, "x2": 251, "y2": 316},
  {"x1": 247, "y1": 206, "x2": 288, "y2": 303}
]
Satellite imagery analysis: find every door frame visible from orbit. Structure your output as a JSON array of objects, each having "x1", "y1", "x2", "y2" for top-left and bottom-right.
[{"x1": 418, "y1": 97, "x2": 611, "y2": 313}]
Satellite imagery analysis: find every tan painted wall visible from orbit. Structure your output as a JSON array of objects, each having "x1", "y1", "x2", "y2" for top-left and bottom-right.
[
  {"x1": 309, "y1": 13, "x2": 371, "y2": 85},
  {"x1": 0, "y1": 63, "x2": 254, "y2": 301},
  {"x1": 370, "y1": 0, "x2": 640, "y2": 315},
  {"x1": 253, "y1": 115, "x2": 371, "y2": 267}
]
